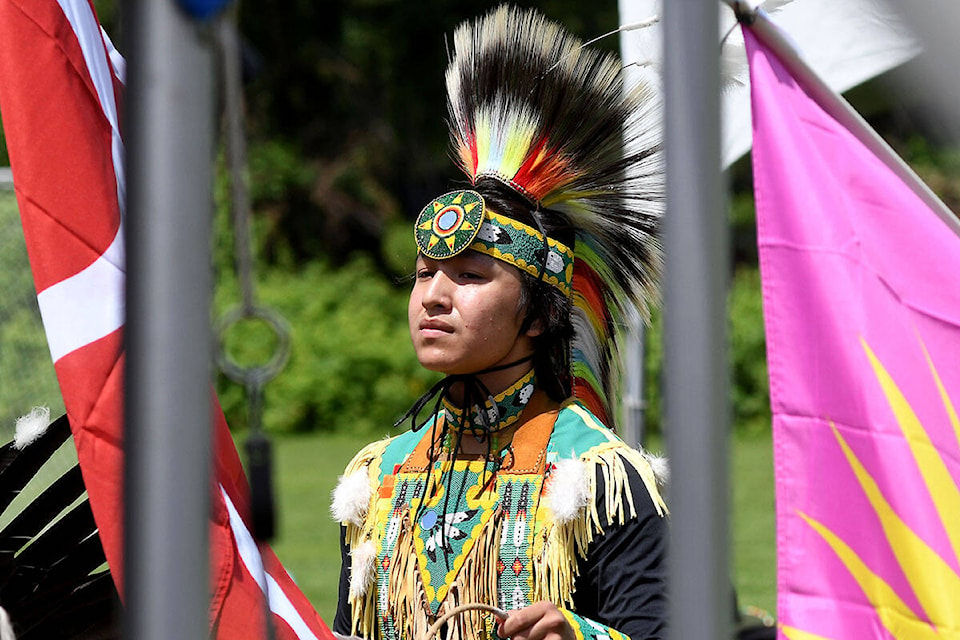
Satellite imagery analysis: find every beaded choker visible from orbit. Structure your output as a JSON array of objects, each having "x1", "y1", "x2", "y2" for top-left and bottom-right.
[{"x1": 440, "y1": 369, "x2": 535, "y2": 438}]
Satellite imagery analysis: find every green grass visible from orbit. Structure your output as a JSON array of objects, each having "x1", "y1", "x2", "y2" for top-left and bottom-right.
[
  {"x1": 731, "y1": 432, "x2": 777, "y2": 617},
  {"x1": 261, "y1": 428, "x2": 376, "y2": 622},
  {"x1": 261, "y1": 426, "x2": 777, "y2": 625}
]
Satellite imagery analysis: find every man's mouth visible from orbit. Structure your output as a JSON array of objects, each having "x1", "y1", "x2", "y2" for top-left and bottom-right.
[{"x1": 419, "y1": 319, "x2": 454, "y2": 336}]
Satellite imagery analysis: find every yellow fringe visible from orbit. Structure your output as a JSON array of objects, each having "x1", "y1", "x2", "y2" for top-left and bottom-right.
[
  {"x1": 345, "y1": 436, "x2": 669, "y2": 637},
  {"x1": 341, "y1": 437, "x2": 393, "y2": 638},
  {"x1": 351, "y1": 504, "x2": 503, "y2": 640},
  {"x1": 439, "y1": 509, "x2": 502, "y2": 640},
  {"x1": 378, "y1": 509, "x2": 504, "y2": 640},
  {"x1": 532, "y1": 443, "x2": 668, "y2": 607}
]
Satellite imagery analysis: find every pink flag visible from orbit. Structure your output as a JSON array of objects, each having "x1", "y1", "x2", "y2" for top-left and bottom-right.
[
  {"x1": 745, "y1": 24, "x2": 960, "y2": 640},
  {"x1": 0, "y1": 1, "x2": 332, "y2": 638}
]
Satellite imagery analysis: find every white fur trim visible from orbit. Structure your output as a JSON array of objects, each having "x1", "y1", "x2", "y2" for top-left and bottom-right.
[
  {"x1": 14, "y1": 406, "x2": 51, "y2": 450},
  {"x1": 544, "y1": 458, "x2": 590, "y2": 524},
  {"x1": 348, "y1": 539, "x2": 377, "y2": 600},
  {"x1": 644, "y1": 452, "x2": 670, "y2": 488},
  {"x1": 330, "y1": 470, "x2": 372, "y2": 526}
]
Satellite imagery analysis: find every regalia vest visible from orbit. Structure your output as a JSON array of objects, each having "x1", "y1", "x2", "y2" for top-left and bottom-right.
[{"x1": 333, "y1": 384, "x2": 666, "y2": 640}]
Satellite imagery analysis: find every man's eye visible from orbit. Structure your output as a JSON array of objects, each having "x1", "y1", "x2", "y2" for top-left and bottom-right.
[
  {"x1": 417, "y1": 270, "x2": 434, "y2": 279},
  {"x1": 460, "y1": 272, "x2": 482, "y2": 280}
]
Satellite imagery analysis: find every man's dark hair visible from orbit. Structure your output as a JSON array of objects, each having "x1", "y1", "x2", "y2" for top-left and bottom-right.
[{"x1": 475, "y1": 177, "x2": 575, "y2": 402}]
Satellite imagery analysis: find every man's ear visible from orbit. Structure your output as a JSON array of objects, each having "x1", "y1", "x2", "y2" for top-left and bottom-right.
[{"x1": 524, "y1": 317, "x2": 544, "y2": 338}]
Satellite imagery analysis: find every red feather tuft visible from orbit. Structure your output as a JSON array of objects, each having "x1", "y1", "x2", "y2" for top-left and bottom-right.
[{"x1": 572, "y1": 380, "x2": 611, "y2": 430}]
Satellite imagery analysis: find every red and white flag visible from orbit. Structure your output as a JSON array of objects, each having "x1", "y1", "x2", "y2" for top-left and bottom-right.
[{"x1": 0, "y1": 1, "x2": 333, "y2": 637}]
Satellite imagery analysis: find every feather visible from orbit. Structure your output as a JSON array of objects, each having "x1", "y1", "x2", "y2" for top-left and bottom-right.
[
  {"x1": 348, "y1": 539, "x2": 377, "y2": 600},
  {"x1": 0, "y1": 608, "x2": 13, "y2": 640},
  {"x1": 544, "y1": 458, "x2": 590, "y2": 524},
  {"x1": 444, "y1": 6, "x2": 664, "y2": 424},
  {"x1": 644, "y1": 452, "x2": 670, "y2": 488},
  {"x1": 331, "y1": 470, "x2": 372, "y2": 527},
  {"x1": 0, "y1": 414, "x2": 118, "y2": 638},
  {"x1": 13, "y1": 407, "x2": 50, "y2": 451}
]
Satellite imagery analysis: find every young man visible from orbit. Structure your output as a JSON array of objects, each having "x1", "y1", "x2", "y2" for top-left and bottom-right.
[{"x1": 332, "y1": 7, "x2": 668, "y2": 640}]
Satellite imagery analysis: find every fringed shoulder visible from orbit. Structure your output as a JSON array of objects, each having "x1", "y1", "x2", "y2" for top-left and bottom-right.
[
  {"x1": 331, "y1": 436, "x2": 398, "y2": 637},
  {"x1": 531, "y1": 400, "x2": 668, "y2": 607},
  {"x1": 331, "y1": 437, "x2": 393, "y2": 528},
  {"x1": 550, "y1": 399, "x2": 668, "y2": 518},
  {"x1": 343, "y1": 436, "x2": 394, "y2": 477}
]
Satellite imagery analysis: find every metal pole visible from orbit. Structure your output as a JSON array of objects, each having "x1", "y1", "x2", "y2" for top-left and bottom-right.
[
  {"x1": 124, "y1": 1, "x2": 215, "y2": 638},
  {"x1": 663, "y1": 1, "x2": 730, "y2": 639}
]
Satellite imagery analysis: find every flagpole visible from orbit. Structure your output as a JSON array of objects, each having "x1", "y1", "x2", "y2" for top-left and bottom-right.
[
  {"x1": 726, "y1": 0, "x2": 960, "y2": 236},
  {"x1": 663, "y1": 1, "x2": 731, "y2": 639},
  {"x1": 124, "y1": 0, "x2": 216, "y2": 638}
]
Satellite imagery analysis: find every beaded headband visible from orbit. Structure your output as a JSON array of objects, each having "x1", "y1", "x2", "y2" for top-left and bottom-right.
[{"x1": 414, "y1": 190, "x2": 574, "y2": 296}]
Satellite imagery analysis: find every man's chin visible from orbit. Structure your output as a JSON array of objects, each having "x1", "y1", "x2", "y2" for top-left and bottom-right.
[{"x1": 417, "y1": 358, "x2": 471, "y2": 376}]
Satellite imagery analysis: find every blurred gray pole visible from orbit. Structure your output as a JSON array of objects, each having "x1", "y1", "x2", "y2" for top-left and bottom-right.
[
  {"x1": 124, "y1": 1, "x2": 215, "y2": 639},
  {"x1": 663, "y1": 1, "x2": 730, "y2": 639}
]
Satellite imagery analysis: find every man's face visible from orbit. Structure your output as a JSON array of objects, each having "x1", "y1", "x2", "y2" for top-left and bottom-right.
[{"x1": 408, "y1": 251, "x2": 536, "y2": 376}]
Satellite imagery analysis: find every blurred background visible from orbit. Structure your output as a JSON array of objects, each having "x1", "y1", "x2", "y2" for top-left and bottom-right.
[{"x1": 2, "y1": 0, "x2": 959, "y2": 626}]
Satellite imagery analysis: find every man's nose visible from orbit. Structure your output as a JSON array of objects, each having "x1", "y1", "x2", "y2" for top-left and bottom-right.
[{"x1": 422, "y1": 270, "x2": 452, "y2": 310}]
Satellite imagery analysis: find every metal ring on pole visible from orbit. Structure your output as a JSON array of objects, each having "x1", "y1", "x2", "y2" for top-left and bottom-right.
[{"x1": 216, "y1": 305, "x2": 291, "y2": 388}]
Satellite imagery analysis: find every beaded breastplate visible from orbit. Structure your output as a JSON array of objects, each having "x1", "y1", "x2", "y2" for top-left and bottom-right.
[{"x1": 373, "y1": 373, "x2": 551, "y2": 640}]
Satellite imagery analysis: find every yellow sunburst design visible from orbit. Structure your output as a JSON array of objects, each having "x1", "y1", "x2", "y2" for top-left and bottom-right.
[
  {"x1": 781, "y1": 625, "x2": 833, "y2": 640},
  {"x1": 861, "y1": 338, "x2": 960, "y2": 567},
  {"x1": 785, "y1": 336, "x2": 960, "y2": 639},
  {"x1": 918, "y1": 338, "x2": 960, "y2": 454}
]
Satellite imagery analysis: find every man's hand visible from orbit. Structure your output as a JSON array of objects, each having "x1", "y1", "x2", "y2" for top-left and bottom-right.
[{"x1": 496, "y1": 601, "x2": 575, "y2": 640}]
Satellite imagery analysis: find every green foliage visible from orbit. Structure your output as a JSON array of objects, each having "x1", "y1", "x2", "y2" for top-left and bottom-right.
[
  {"x1": 248, "y1": 139, "x2": 316, "y2": 205},
  {"x1": 381, "y1": 217, "x2": 419, "y2": 279},
  {"x1": 898, "y1": 134, "x2": 960, "y2": 214},
  {"x1": 728, "y1": 267, "x2": 771, "y2": 435},
  {"x1": 642, "y1": 305, "x2": 664, "y2": 437},
  {"x1": 214, "y1": 256, "x2": 438, "y2": 434},
  {"x1": 0, "y1": 204, "x2": 39, "y2": 308},
  {"x1": 643, "y1": 264, "x2": 771, "y2": 437},
  {"x1": 729, "y1": 187, "x2": 759, "y2": 266}
]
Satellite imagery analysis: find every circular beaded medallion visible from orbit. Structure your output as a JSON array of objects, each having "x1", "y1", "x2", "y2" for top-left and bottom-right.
[{"x1": 415, "y1": 190, "x2": 485, "y2": 259}]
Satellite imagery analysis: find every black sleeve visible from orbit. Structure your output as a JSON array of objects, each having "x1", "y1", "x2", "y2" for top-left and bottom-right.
[
  {"x1": 570, "y1": 460, "x2": 669, "y2": 640},
  {"x1": 333, "y1": 525, "x2": 354, "y2": 636}
]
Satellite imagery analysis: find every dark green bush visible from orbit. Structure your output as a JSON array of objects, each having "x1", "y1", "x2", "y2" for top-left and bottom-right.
[
  {"x1": 643, "y1": 265, "x2": 771, "y2": 438},
  {"x1": 214, "y1": 256, "x2": 438, "y2": 435},
  {"x1": 728, "y1": 267, "x2": 771, "y2": 436}
]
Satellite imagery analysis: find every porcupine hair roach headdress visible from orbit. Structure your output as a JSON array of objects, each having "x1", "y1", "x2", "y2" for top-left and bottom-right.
[{"x1": 439, "y1": 4, "x2": 664, "y2": 427}]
